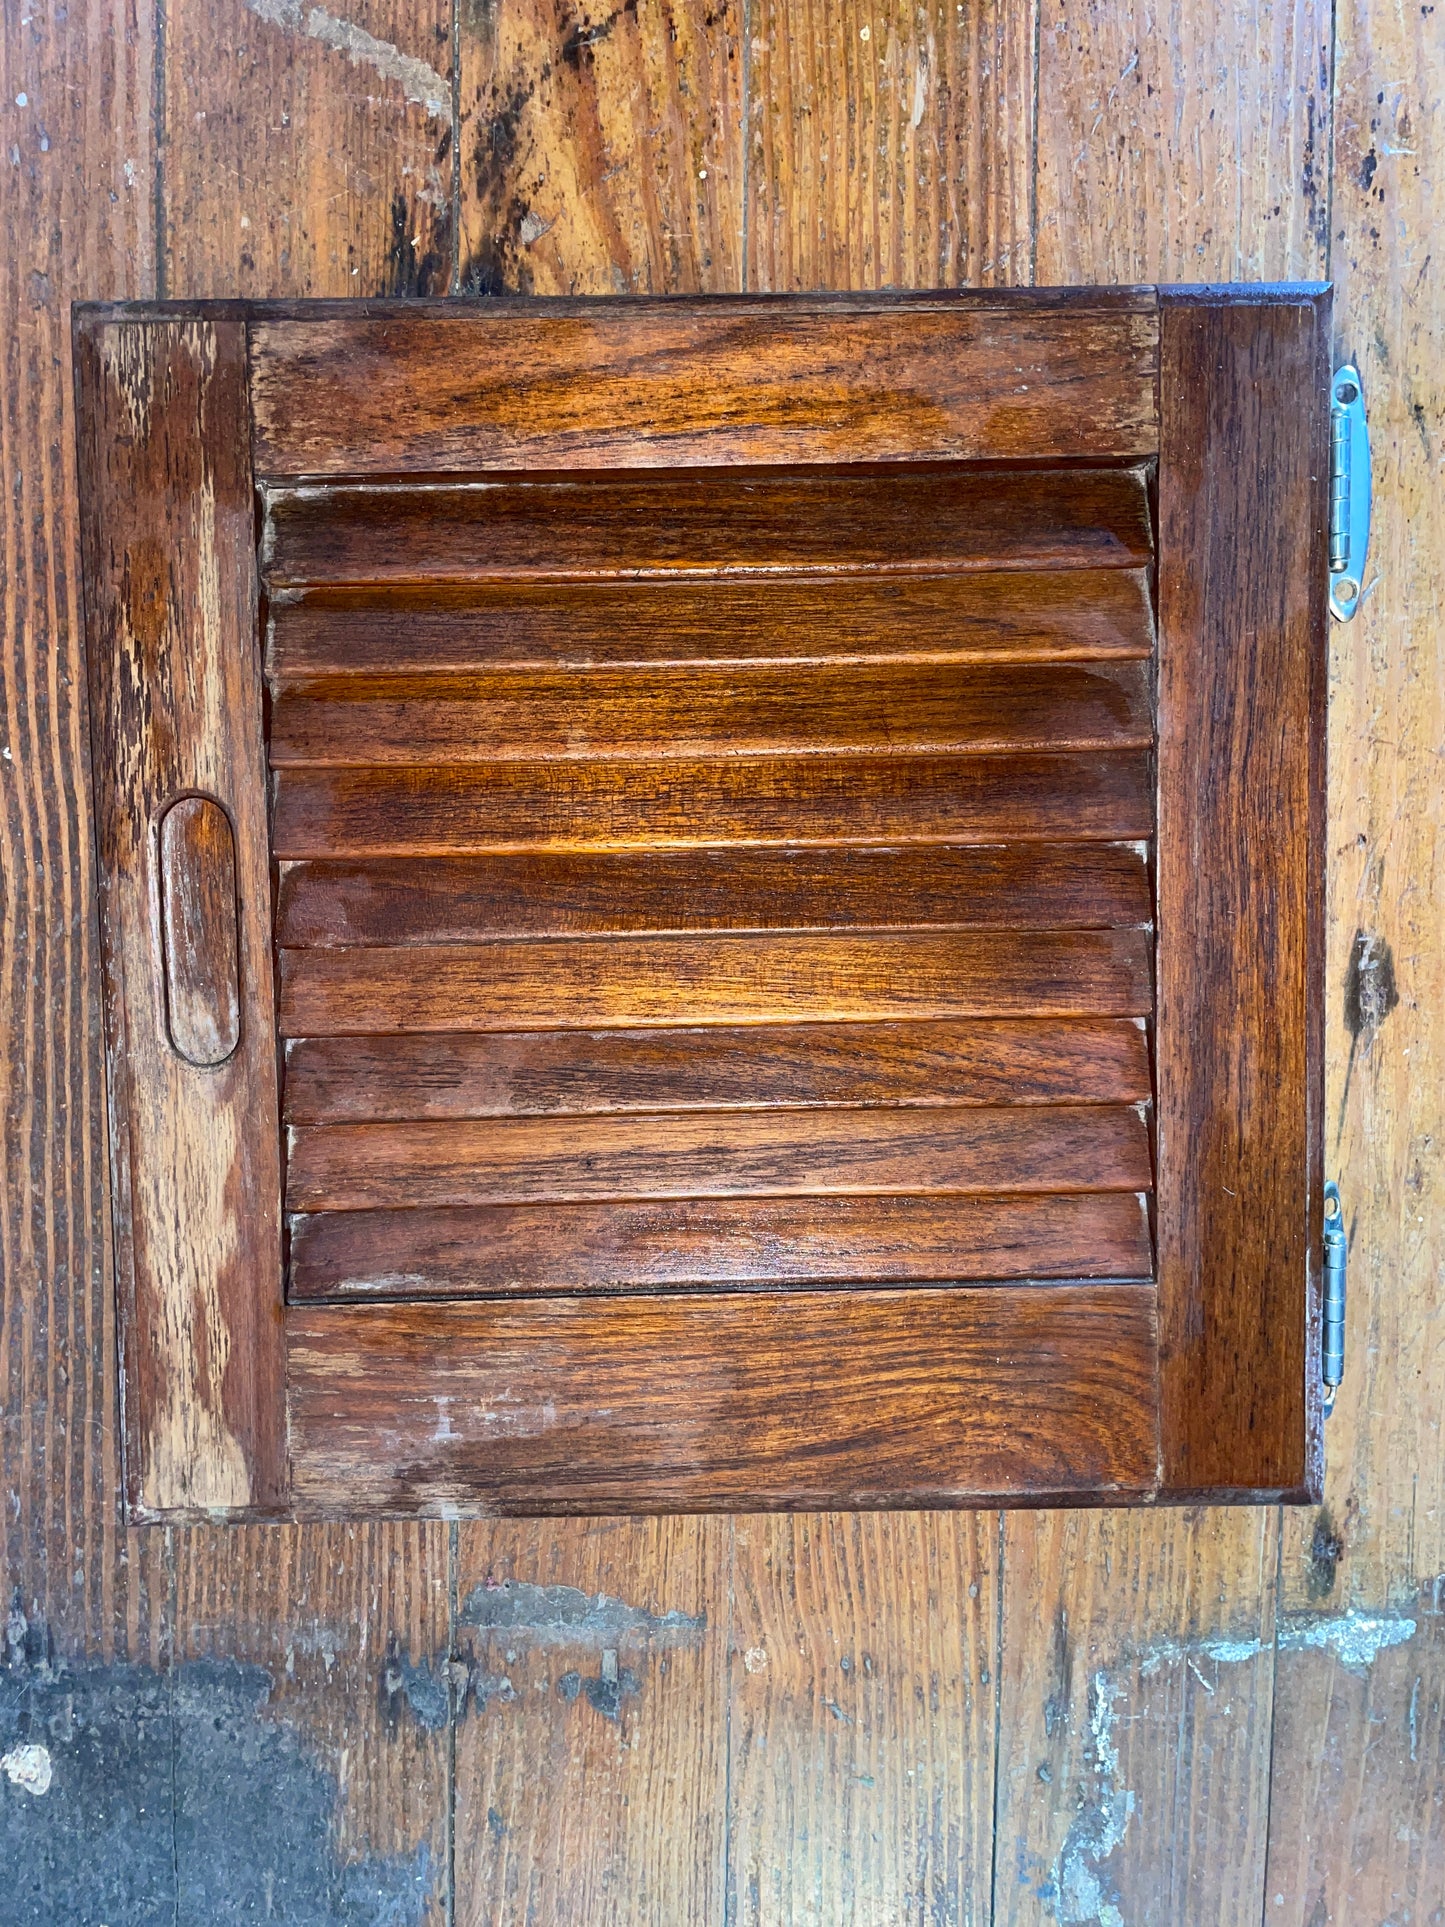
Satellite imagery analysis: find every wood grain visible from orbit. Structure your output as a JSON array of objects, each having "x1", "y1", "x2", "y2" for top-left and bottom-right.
[
  {"x1": 995, "y1": 1509, "x2": 1280, "y2": 1927},
  {"x1": 268, "y1": 567, "x2": 1157, "y2": 676},
  {"x1": 248, "y1": 297, "x2": 1160, "y2": 476},
  {"x1": 1154, "y1": 291, "x2": 1328, "y2": 1500},
  {"x1": 451, "y1": 1517, "x2": 729, "y2": 1927},
  {"x1": 269, "y1": 660, "x2": 1154, "y2": 764},
  {"x1": 288, "y1": 1192, "x2": 1154, "y2": 1298},
  {"x1": 1264, "y1": 1586, "x2": 1445, "y2": 1925},
  {"x1": 10, "y1": 0, "x2": 1438, "y2": 1914},
  {"x1": 163, "y1": 0, "x2": 455, "y2": 299},
  {"x1": 75, "y1": 317, "x2": 287, "y2": 1518},
  {"x1": 286, "y1": 1286, "x2": 1161, "y2": 1512},
  {"x1": 1036, "y1": 0, "x2": 1332, "y2": 284},
  {"x1": 277, "y1": 844, "x2": 1153, "y2": 947},
  {"x1": 726, "y1": 1513, "x2": 998, "y2": 1923},
  {"x1": 0, "y1": 0, "x2": 159, "y2": 1656},
  {"x1": 261, "y1": 463, "x2": 1155, "y2": 585},
  {"x1": 747, "y1": 0, "x2": 1033, "y2": 291},
  {"x1": 173, "y1": 1523, "x2": 452, "y2": 1927},
  {"x1": 278, "y1": 928, "x2": 1154, "y2": 1034},
  {"x1": 283, "y1": 1018, "x2": 1154, "y2": 1120},
  {"x1": 286, "y1": 1103, "x2": 1153, "y2": 1211},
  {"x1": 159, "y1": 796, "x2": 242, "y2": 1067},
  {"x1": 1278, "y1": 0, "x2": 1445, "y2": 1612},
  {"x1": 1266, "y1": 3, "x2": 1445, "y2": 1914},
  {"x1": 272, "y1": 750, "x2": 1155, "y2": 855},
  {"x1": 457, "y1": 0, "x2": 744, "y2": 298}
]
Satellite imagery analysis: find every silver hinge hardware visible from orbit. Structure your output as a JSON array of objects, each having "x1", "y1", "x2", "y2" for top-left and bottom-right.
[
  {"x1": 1329, "y1": 366, "x2": 1371, "y2": 622},
  {"x1": 1322, "y1": 1180, "x2": 1347, "y2": 1414}
]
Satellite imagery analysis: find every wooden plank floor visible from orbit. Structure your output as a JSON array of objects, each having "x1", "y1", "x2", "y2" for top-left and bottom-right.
[{"x1": 2, "y1": 0, "x2": 1441, "y2": 1919}]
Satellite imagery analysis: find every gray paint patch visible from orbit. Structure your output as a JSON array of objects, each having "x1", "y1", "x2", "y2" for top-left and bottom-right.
[
  {"x1": 460, "y1": 1579, "x2": 705, "y2": 1648},
  {"x1": 380, "y1": 1636, "x2": 450, "y2": 1734},
  {"x1": 1, "y1": 1648, "x2": 432, "y2": 1925}
]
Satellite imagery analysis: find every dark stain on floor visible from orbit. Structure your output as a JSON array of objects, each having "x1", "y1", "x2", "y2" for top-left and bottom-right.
[{"x1": 1, "y1": 1633, "x2": 432, "y2": 1926}]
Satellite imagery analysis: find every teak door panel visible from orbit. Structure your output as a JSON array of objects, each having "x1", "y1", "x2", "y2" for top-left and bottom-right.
[{"x1": 73, "y1": 290, "x2": 1328, "y2": 1522}]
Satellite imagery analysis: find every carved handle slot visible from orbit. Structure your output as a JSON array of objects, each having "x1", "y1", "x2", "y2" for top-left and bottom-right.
[{"x1": 159, "y1": 795, "x2": 242, "y2": 1067}]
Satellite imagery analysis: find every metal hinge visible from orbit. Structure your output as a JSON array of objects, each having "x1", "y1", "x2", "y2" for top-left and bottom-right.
[
  {"x1": 1322, "y1": 1181, "x2": 1348, "y2": 1414},
  {"x1": 1329, "y1": 366, "x2": 1372, "y2": 622}
]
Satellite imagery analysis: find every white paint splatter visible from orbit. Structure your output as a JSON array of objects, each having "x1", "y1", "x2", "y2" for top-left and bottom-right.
[
  {"x1": 1201, "y1": 1636, "x2": 1264, "y2": 1666},
  {"x1": 2, "y1": 1743, "x2": 53, "y2": 1796},
  {"x1": 1052, "y1": 1672, "x2": 1134, "y2": 1924},
  {"x1": 1088, "y1": 1669, "x2": 1122, "y2": 1780},
  {"x1": 245, "y1": 0, "x2": 450, "y2": 119},
  {"x1": 1138, "y1": 1632, "x2": 1263, "y2": 1675},
  {"x1": 1278, "y1": 1610, "x2": 1417, "y2": 1675},
  {"x1": 910, "y1": 59, "x2": 928, "y2": 128}
]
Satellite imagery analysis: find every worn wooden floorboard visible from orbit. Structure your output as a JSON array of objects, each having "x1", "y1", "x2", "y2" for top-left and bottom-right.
[
  {"x1": 173, "y1": 1524, "x2": 452, "y2": 1926},
  {"x1": 1263, "y1": 0, "x2": 1445, "y2": 1916},
  {"x1": 453, "y1": 1517, "x2": 730, "y2": 1927},
  {"x1": 1035, "y1": 0, "x2": 1332, "y2": 283},
  {"x1": 0, "y1": 0, "x2": 155, "y2": 1656},
  {"x1": 994, "y1": 1509, "x2": 1279, "y2": 1927},
  {"x1": 746, "y1": 0, "x2": 1033, "y2": 289},
  {"x1": 163, "y1": 0, "x2": 455, "y2": 297},
  {"x1": 0, "y1": 6, "x2": 189, "y2": 1922},
  {"x1": 457, "y1": 0, "x2": 745, "y2": 295},
  {"x1": 1265, "y1": 1580, "x2": 1445, "y2": 1924},
  {"x1": 1276, "y1": 0, "x2": 1445, "y2": 1619},
  {"x1": 727, "y1": 1513, "x2": 999, "y2": 1927}
]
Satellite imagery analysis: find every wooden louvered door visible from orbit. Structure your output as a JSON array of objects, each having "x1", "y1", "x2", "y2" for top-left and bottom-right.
[{"x1": 75, "y1": 291, "x2": 1328, "y2": 1519}]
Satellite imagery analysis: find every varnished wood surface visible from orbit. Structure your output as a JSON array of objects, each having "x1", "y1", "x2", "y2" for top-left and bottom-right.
[
  {"x1": 268, "y1": 567, "x2": 1157, "y2": 675},
  {"x1": 269, "y1": 659, "x2": 1153, "y2": 763},
  {"x1": 278, "y1": 928, "x2": 1153, "y2": 1034},
  {"x1": 283, "y1": 1018, "x2": 1153, "y2": 1120},
  {"x1": 243, "y1": 332, "x2": 1165, "y2": 1518},
  {"x1": 249, "y1": 298, "x2": 1160, "y2": 475},
  {"x1": 286, "y1": 1285, "x2": 1161, "y2": 1512},
  {"x1": 289, "y1": 1192, "x2": 1153, "y2": 1298},
  {"x1": 262, "y1": 464, "x2": 1154, "y2": 584},
  {"x1": 277, "y1": 844, "x2": 1152, "y2": 946},
  {"x1": 286, "y1": 1102, "x2": 1153, "y2": 1211},
  {"x1": 272, "y1": 749, "x2": 1155, "y2": 854},
  {"x1": 1154, "y1": 291, "x2": 1327, "y2": 1499},
  {"x1": 158, "y1": 796, "x2": 242, "y2": 1067},
  {"x1": 74, "y1": 316, "x2": 287, "y2": 1517}
]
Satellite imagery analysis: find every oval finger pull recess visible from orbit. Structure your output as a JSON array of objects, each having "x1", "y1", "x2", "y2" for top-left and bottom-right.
[{"x1": 159, "y1": 795, "x2": 242, "y2": 1067}]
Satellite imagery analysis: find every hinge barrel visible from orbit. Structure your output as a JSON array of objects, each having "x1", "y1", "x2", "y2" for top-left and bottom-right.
[
  {"x1": 1322, "y1": 1180, "x2": 1347, "y2": 1413},
  {"x1": 1329, "y1": 367, "x2": 1371, "y2": 622}
]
